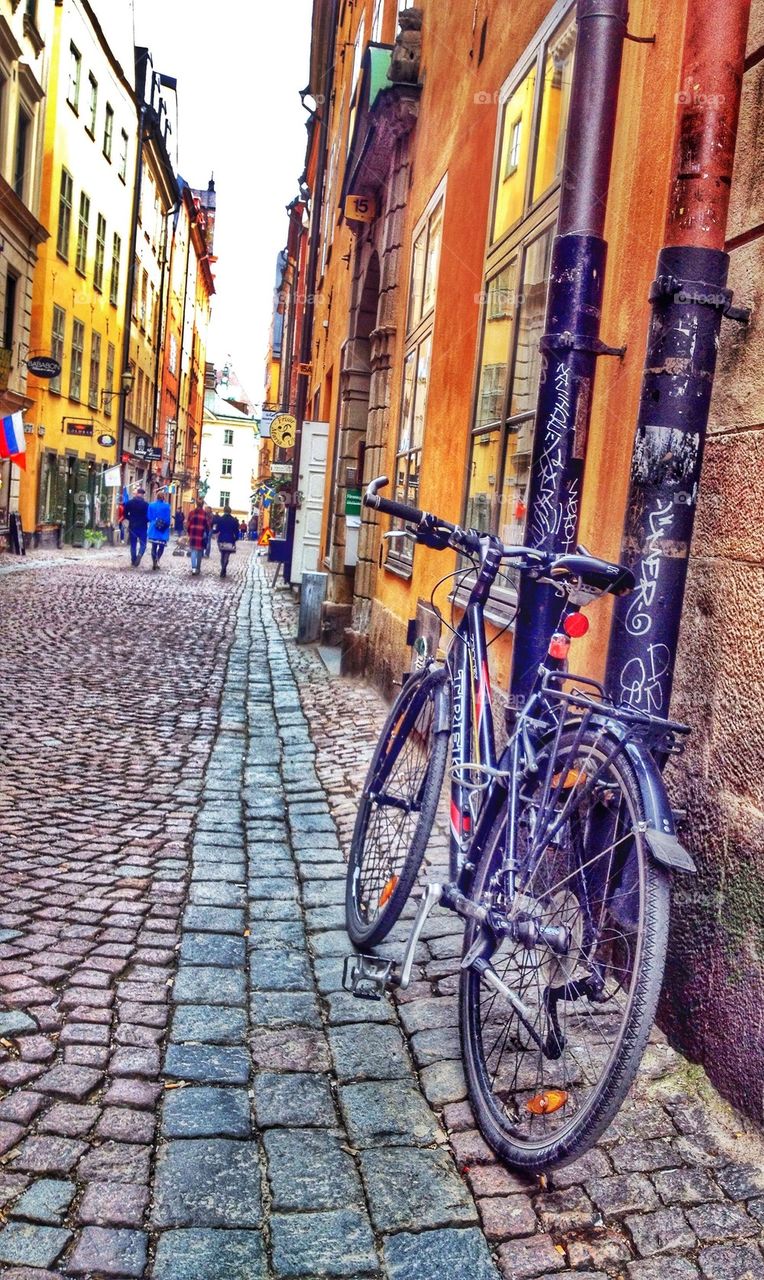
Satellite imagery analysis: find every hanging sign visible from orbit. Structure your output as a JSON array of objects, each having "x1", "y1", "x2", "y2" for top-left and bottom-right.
[
  {"x1": 27, "y1": 355, "x2": 62, "y2": 379},
  {"x1": 97, "y1": 433, "x2": 116, "y2": 447},
  {"x1": 270, "y1": 414, "x2": 297, "y2": 448},
  {"x1": 66, "y1": 421, "x2": 94, "y2": 437},
  {"x1": 104, "y1": 465, "x2": 121, "y2": 488},
  {"x1": 345, "y1": 194, "x2": 377, "y2": 222}
]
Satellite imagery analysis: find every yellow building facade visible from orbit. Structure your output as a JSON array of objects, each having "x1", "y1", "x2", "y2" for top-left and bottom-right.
[{"x1": 24, "y1": 0, "x2": 136, "y2": 543}]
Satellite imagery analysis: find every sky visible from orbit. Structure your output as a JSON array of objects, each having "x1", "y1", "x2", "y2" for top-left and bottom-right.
[{"x1": 126, "y1": 0, "x2": 314, "y2": 407}]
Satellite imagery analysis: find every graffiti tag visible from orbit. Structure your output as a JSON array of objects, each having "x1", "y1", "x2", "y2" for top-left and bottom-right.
[
  {"x1": 531, "y1": 361, "x2": 571, "y2": 547},
  {"x1": 619, "y1": 643, "x2": 672, "y2": 713},
  {"x1": 625, "y1": 497, "x2": 674, "y2": 637}
]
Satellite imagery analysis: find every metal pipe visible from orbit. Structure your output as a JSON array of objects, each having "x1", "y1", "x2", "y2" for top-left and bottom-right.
[
  {"x1": 605, "y1": 0, "x2": 751, "y2": 717},
  {"x1": 509, "y1": 0, "x2": 630, "y2": 706}
]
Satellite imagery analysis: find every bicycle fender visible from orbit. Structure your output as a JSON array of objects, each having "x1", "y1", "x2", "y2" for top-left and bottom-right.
[
  {"x1": 431, "y1": 669, "x2": 452, "y2": 736},
  {"x1": 620, "y1": 737, "x2": 697, "y2": 875}
]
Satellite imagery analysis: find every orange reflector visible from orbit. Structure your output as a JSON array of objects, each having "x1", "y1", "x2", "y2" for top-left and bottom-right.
[
  {"x1": 552, "y1": 769, "x2": 585, "y2": 789},
  {"x1": 563, "y1": 612, "x2": 589, "y2": 638},
  {"x1": 526, "y1": 1089, "x2": 569, "y2": 1115},
  {"x1": 548, "y1": 634, "x2": 570, "y2": 660},
  {"x1": 379, "y1": 875, "x2": 399, "y2": 908}
]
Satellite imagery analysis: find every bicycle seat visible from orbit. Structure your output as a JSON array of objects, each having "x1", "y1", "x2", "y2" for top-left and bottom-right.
[{"x1": 548, "y1": 553, "x2": 635, "y2": 597}]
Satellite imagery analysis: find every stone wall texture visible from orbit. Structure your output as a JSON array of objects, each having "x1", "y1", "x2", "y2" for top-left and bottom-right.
[{"x1": 664, "y1": 3, "x2": 764, "y2": 1121}]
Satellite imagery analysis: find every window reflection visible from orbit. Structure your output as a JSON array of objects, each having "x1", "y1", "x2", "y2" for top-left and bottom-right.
[
  {"x1": 492, "y1": 64, "x2": 536, "y2": 242},
  {"x1": 533, "y1": 13, "x2": 576, "y2": 202}
]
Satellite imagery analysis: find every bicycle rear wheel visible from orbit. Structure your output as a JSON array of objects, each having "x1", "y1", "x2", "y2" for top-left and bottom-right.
[
  {"x1": 346, "y1": 668, "x2": 449, "y2": 948},
  {"x1": 460, "y1": 725, "x2": 669, "y2": 1171}
]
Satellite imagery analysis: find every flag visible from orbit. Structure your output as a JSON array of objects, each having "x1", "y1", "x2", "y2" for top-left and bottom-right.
[{"x1": 0, "y1": 412, "x2": 25, "y2": 466}]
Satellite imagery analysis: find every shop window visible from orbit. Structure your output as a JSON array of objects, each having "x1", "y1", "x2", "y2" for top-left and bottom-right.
[
  {"x1": 94, "y1": 214, "x2": 106, "y2": 291},
  {"x1": 67, "y1": 44, "x2": 81, "y2": 113},
  {"x1": 388, "y1": 181, "x2": 445, "y2": 575},
  {"x1": 464, "y1": 1, "x2": 573, "y2": 605},
  {"x1": 51, "y1": 305, "x2": 65, "y2": 394},
  {"x1": 56, "y1": 168, "x2": 73, "y2": 260},
  {"x1": 69, "y1": 319, "x2": 84, "y2": 401}
]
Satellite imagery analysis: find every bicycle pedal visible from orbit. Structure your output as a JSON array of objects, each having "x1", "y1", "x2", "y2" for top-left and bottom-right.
[{"x1": 342, "y1": 953, "x2": 397, "y2": 1001}]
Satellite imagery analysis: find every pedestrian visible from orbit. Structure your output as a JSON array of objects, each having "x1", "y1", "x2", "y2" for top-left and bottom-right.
[
  {"x1": 186, "y1": 497, "x2": 208, "y2": 576},
  {"x1": 147, "y1": 489, "x2": 172, "y2": 570},
  {"x1": 203, "y1": 505, "x2": 214, "y2": 558},
  {"x1": 248, "y1": 515, "x2": 258, "y2": 542},
  {"x1": 123, "y1": 486, "x2": 149, "y2": 566},
  {"x1": 239, "y1": 519, "x2": 247, "y2": 539},
  {"x1": 117, "y1": 499, "x2": 126, "y2": 543},
  {"x1": 173, "y1": 508, "x2": 185, "y2": 537},
  {"x1": 217, "y1": 504, "x2": 240, "y2": 579}
]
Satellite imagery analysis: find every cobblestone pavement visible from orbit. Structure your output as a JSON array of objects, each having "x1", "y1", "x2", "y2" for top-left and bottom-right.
[{"x1": 0, "y1": 546, "x2": 761, "y2": 1278}]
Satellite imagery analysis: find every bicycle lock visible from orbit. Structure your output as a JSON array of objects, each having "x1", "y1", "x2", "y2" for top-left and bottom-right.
[
  {"x1": 605, "y1": 0, "x2": 752, "y2": 717},
  {"x1": 510, "y1": 0, "x2": 630, "y2": 705}
]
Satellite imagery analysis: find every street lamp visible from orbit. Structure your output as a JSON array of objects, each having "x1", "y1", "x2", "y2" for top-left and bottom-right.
[{"x1": 101, "y1": 369, "x2": 135, "y2": 413}]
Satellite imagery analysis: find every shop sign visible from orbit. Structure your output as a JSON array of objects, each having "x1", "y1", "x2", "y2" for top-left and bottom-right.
[
  {"x1": 97, "y1": 433, "x2": 116, "y2": 447},
  {"x1": 271, "y1": 462, "x2": 292, "y2": 476},
  {"x1": 27, "y1": 355, "x2": 62, "y2": 379},
  {"x1": 134, "y1": 436, "x2": 162, "y2": 461},
  {"x1": 66, "y1": 421, "x2": 94, "y2": 437},
  {"x1": 345, "y1": 487, "x2": 362, "y2": 517}
]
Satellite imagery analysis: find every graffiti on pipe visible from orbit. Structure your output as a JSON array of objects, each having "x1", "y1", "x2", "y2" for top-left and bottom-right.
[
  {"x1": 620, "y1": 642, "x2": 672, "y2": 712},
  {"x1": 531, "y1": 360, "x2": 572, "y2": 547},
  {"x1": 624, "y1": 496, "x2": 675, "y2": 638}
]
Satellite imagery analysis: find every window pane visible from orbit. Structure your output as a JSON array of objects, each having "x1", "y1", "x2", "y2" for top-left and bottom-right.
[
  {"x1": 474, "y1": 260, "x2": 518, "y2": 433},
  {"x1": 466, "y1": 431, "x2": 501, "y2": 535},
  {"x1": 492, "y1": 62, "x2": 536, "y2": 242},
  {"x1": 532, "y1": 11, "x2": 576, "y2": 202},
  {"x1": 499, "y1": 422, "x2": 533, "y2": 547},
  {"x1": 422, "y1": 202, "x2": 442, "y2": 318},
  {"x1": 411, "y1": 333, "x2": 431, "y2": 450},
  {"x1": 398, "y1": 348, "x2": 416, "y2": 452},
  {"x1": 508, "y1": 226, "x2": 553, "y2": 419},
  {"x1": 407, "y1": 228, "x2": 425, "y2": 331}
]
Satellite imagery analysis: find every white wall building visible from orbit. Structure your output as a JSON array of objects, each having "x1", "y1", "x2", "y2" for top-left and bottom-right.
[{"x1": 199, "y1": 387, "x2": 259, "y2": 519}]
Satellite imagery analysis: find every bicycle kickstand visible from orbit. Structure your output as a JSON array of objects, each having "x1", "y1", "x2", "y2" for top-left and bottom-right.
[{"x1": 343, "y1": 884, "x2": 443, "y2": 1000}]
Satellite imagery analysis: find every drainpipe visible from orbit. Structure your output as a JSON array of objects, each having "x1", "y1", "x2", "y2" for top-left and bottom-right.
[
  {"x1": 509, "y1": 0, "x2": 630, "y2": 705},
  {"x1": 605, "y1": 0, "x2": 751, "y2": 716}
]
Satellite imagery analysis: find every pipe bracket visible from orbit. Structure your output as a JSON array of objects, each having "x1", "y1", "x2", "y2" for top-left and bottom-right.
[
  {"x1": 649, "y1": 273, "x2": 751, "y2": 324},
  {"x1": 625, "y1": 31, "x2": 657, "y2": 43},
  {"x1": 540, "y1": 331, "x2": 627, "y2": 358}
]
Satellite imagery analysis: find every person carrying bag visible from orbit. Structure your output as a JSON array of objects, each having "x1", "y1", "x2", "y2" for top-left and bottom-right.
[{"x1": 216, "y1": 504, "x2": 241, "y2": 579}]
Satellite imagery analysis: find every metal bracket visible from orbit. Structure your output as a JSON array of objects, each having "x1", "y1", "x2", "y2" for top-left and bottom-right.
[
  {"x1": 625, "y1": 31, "x2": 656, "y2": 43},
  {"x1": 649, "y1": 273, "x2": 751, "y2": 325},
  {"x1": 540, "y1": 331, "x2": 627, "y2": 359}
]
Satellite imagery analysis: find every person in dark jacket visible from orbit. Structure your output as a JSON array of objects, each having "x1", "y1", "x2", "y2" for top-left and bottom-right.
[
  {"x1": 216, "y1": 505, "x2": 240, "y2": 579},
  {"x1": 123, "y1": 487, "x2": 149, "y2": 566},
  {"x1": 173, "y1": 509, "x2": 185, "y2": 536},
  {"x1": 186, "y1": 498, "x2": 208, "y2": 575}
]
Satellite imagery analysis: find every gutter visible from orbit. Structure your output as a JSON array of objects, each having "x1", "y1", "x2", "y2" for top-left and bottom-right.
[{"x1": 605, "y1": 0, "x2": 751, "y2": 715}]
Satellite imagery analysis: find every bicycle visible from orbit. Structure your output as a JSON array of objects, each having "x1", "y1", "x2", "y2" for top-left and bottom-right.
[{"x1": 344, "y1": 476, "x2": 695, "y2": 1172}]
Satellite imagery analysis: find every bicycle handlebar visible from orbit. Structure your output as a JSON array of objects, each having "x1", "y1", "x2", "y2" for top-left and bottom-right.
[{"x1": 364, "y1": 475, "x2": 428, "y2": 529}]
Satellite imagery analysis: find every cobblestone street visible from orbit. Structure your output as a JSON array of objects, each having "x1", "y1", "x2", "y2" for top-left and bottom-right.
[{"x1": 0, "y1": 543, "x2": 762, "y2": 1279}]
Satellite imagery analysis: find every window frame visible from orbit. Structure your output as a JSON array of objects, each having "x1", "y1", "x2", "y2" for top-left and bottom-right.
[
  {"x1": 87, "y1": 73, "x2": 97, "y2": 137},
  {"x1": 219, "y1": 490, "x2": 230, "y2": 508},
  {"x1": 13, "y1": 106, "x2": 30, "y2": 200},
  {"x1": 221, "y1": 456, "x2": 233, "y2": 477},
  {"x1": 88, "y1": 330, "x2": 101, "y2": 410},
  {"x1": 460, "y1": 0, "x2": 575, "y2": 619},
  {"x1": 50, "y1": 304, "x2": 65, "y2": 395},
  {"x1": 110, "y1": 233, "x2": 121, "y2": 306},
  {"x1": 93, "y1": 213, "x2": 106, "y2": 292},
  {"x1": 67, "y1": 43, "x2": 81, "y2": 113},
  {"x1": 104, "y1": 341, "x2": 115, "y2": 418},
  {"x1": 56, "y1": 167, "x2": 73, "y2": 260},
  {"x1": 75, "y1": 191, "x2": 90, "y2": 276},
  {"x1": 69, "y1": 317, "x2": 84, "y2": 402},
  {"x1": 119, "y1": 128, "x2": 128, "y2": 182},
  {"x1": 103, "y1": 102, "x2": 113, "y2": 161},
  {"x1": 386, "y1": 176, "x2": 447, "y2": 578},
  {"x1": 223, "y1": 428, "x2": 234, "y2": 446}
]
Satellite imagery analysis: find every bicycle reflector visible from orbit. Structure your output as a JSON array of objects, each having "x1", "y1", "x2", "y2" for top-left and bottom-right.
[
  {"x1": 379, "y1": 875, "x2": 399, "y2": 908},
  {"x1": 563, "y1": 613, "x2": 589, "y2": 638},
  {"x1": 526, "y1": 1089, "x2": 569, "y2": 1116},
  {"x1": 548, "y1": 634, "x2": 570, "y2": 660}
]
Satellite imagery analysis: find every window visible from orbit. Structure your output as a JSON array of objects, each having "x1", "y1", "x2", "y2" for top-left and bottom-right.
[
  {"x1": 56, "y1": 168, "x2": 73, "y2": 259},
  {"x1": 3, "y1": 271, "x2": 17, "y2": 354},
  {"x1": 223, "y1": 428, "x2": 233, "y2": 446},
  {"x1": 50, "y1": 305, "x2": 65, "y2": 394},
  {"x1": 104, "y1": 341, "x2": 115, "y2": 417},
  {"x1": 75, "y1": 192, "x2": 90, "y2": 275},
  {"x1": 67, "y1": 44, "x2": 81, "y2": 112},
  {"x1": 88, "y1": 331, "x2": 101, "y2": 410},
  {"x1": 465, "y1": 4, "x2": 575, "y2": 576},
  {"x1": 110, "y1": 233, "x2": 121, "y2": 306},
  {"x1": 119, "y1": 128, "x2": 128, "y2": 181},
  {"x1": 69, "y1": 318, "x2": 84, "y2": 401},
  {"x1": 87, "y1": 74, "x2": 97, "y2": 136},
  {"x1": 389, "y1": 183, "x2": 445, "y2": 572},
  {"x1": 219, "y1": 491, "x2": 230, "y2": 508},
  {"x1": 351, "y1": 12, "x2": 366, "y2": 94},
  {"x1": 492, "y1": 6, "x2": 575, "y2": 243},
  {"x1": 103, "y1": 103, "x2": 113, "y2": 160},
  {"x1": 221, "y1": 457, "x2": 233, "y2": 476},
  {"x1": 13, "y1": 109, "x2": 30, "y2": 200},
  {"x1": 139, "y1": 269, "x2": 148, "y2": 330},
  {"x1": 371, "y1": 0, "x2": 384, "y2": 42},
  {"x1": 94, "y1": 215, "x2": 106, "y2": 291}
]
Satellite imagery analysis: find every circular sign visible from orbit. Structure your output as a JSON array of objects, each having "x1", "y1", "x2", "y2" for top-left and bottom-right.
[
  {"x1": 97, "y1": 433, "x2": 116, "y2": 447},
  {"x1": 27, "y1": 355, "x2": 62, "y2": 379},
  {"x1": 270, "y1": 413, "x2": 297, "y2": 449}
]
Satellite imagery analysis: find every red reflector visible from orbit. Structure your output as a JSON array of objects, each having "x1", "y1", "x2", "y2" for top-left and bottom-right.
[
  {"x1": 563, "y1": 613, "x2": 589, "y2": 638},
  {"x1": 548, "y1": 634, "x2": 570, "y2": 660}
]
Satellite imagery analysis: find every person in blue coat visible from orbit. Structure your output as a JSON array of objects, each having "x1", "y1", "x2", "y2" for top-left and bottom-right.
[{"x1": 147, "y1": 490, "x2": 172, "y2": 570}]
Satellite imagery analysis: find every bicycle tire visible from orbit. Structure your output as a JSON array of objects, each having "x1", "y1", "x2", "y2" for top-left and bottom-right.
[
  {"x1": 460, "y1": 725, "x2": 670, "y2": 1171},
  {"x1": 346, "y1": 668, "x2": 450, "y2": 948}
]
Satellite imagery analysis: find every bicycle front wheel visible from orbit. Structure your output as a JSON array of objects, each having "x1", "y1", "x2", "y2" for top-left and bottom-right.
[
  {"x1": 460, "y1": 726, "x2": 670, "y2": 1171},
  {"x1": 346, "y1": 668, "x2": 449, "y2": 948}
]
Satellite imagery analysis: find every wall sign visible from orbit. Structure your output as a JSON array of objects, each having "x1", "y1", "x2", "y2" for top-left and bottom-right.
[
  {"x1": 66, "y1": 422, "x2": 94, "y2": 437},
  {"x1": 27, "y1": 356, "x2": 62, "y2": 378},
  {"x1": 345, "y1": 194, "x2": 377, "y2": 222},
  {"x1": 270, "y1": 414, "x2": 297, "y2": 448},
  {"x1": 97, "y1": 433, "x2": 116, "y2": 447}
]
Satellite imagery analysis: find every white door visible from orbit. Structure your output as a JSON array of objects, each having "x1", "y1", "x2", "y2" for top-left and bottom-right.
[{"x1": 292, "y1": 420, "x2": 329, "y2": 585}]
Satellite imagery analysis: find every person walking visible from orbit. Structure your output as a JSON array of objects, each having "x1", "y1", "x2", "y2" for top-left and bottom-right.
[
  {"x1": 123, "y1": 487, "x2": 149, "y2": 566},
  {"x1": 186, "y1": 498, "x2": 208, "y2": 576},
  {"x1": 217, "y1": 504, "x2": 240, "y2": 579},
  {"x1": 203, "y1": 505, "x2": 215, "y2": 558},
  {"x1": 239, "y1": 519, "x2": 247, "y2": 539},
  {"x1": 147, "y1": 489, "x2": 172, "y2": 570},
  {"x1": 173, "y1": 508, "x2": 185, "y2": 537}
]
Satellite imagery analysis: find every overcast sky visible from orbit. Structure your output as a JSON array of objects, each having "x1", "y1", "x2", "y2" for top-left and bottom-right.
[{"x1": 129, "y1": 0, "x2": 314, "y2": 407}]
